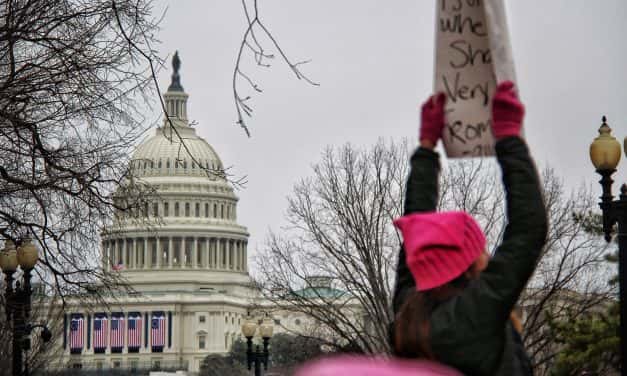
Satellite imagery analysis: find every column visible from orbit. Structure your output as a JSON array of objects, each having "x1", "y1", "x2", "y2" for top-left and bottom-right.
[
  {"x1": 217, "y1": 239, "x2": 223, "y2": 269},
  {"x1": 109, "y1": 238, "x2": 118, "y2": 267},
  {"x1": 192, "y1": 237, "x2": 198, "y2": 268},
  {"x1": 226, "y1": 240, "x2": 231, "y2": 270},
  {"x1": 120, "y1": 239, "x2": 127, "y2": 268},
  {"x1": 241, "y1": 241, "x2": 246, "y2": 271},
  {"x1": 144, "y1": 238, "x2": 149, "y2": 270},
  {"x1": 102, "y1": 241, "x2": 108, "y2": 271},
  {"x1": 132, "y1": 238, "x2": 137, "y2": 269},
  {"x1": 215, "y1": 238, "x2": 219, "y2": 269},
  {"x1": 233, "y1": 241, "x2": 238, "y2": 271},
  {"x1": 103, "y1": 241, "x2": 109, "y2": 271},
  {"x1": 233, "y1": 241, "x2": 239, "y2": 271},
  {"x1": 238, "y1": 241, "x2": 243, "y2": 271},
  {"x1": 168, "y1": 237, "x2": 173, "y2": 268},
  {"x1": 127, "y1": 238, "x2": 132, "y2": 268},
  {"x1": 114, "y1": 238, "x2": 119, "y2": 266},
  {"x1": 231, "y1": 240, "x2": 236, "y2": 270},
  {"x1": 243, "y1": 242, "x2": 247, "y2": 271},
  {"x1": 237, "y1": 240, "x2": 246, "y2": 271},
  {"x1": 156, "y1": 237, "x2": 161, "y2": 268},
  {"x1": 210, "y1": 238, "x2": 215, "y2": 269},
  {"x1": 181, "y1": 237, "x2": 186, "y2": 268},
  {"x1": 211, "y1": 313, "x2": 217, "y2": 350}
]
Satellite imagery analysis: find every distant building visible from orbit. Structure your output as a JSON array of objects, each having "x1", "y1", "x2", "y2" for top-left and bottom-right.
[{"x1": 52, "y1": 52, "x2": 254, "y2": 373}]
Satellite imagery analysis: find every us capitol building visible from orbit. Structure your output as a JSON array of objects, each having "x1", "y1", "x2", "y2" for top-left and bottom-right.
[{"x1": 54, "y1": 53, "x2": 264, "y2": 373}]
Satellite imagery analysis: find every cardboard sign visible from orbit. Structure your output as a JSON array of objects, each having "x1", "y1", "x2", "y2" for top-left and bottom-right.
[{"x1": 434, "y1": 0, "x2": 517, "y2": 158}]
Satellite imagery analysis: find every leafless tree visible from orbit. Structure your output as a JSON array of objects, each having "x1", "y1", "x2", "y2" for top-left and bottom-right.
[
  {"x1": 520, "y1": 171, "x2": 614, "y2": 375},
  {"x1": 254, "y1": 140, "x2": 505, "y2": 354},
  {"x1": 0, "y1": 0, "x2": 164, "y2": 300}
]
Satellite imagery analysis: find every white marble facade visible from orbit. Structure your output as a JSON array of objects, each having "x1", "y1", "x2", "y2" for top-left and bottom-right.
[{"x1": 55, "y1": 55, "x2": 258, "y2": 373}]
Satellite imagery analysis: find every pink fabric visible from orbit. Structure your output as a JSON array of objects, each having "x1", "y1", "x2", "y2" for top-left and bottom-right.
[
  {"x1": 419, "y1": 93, "x2": 447, "y2": 145},
  {"x1": 294, "y1": 356, "x2": 464, "y2": 376},
  {"x1": 492, "y1": 81, "x2": 525, "y2": 139},
  {"x1": 393, "y1": 211, "x2": 486, "y2": 291}
]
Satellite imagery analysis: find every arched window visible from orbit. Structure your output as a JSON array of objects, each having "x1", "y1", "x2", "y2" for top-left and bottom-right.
[
  {"x1": 195, "y1": 203, "x2": 200, "y2": 217},
  {"x1": 175, "y1": 202, "x2": 180, "y2": 217},
  {"x1": 164, "y1": 202, "x2": 169, "y2": 216},
  {"x1": 205, "y1": 203, "x2": 209, "y2": 218},
  {"x1": 158, "y1": 160, "x2": 162, "y2": 169},
  {"x1": 185, "y1": 203, "x2": 190, "y2": 217},
  {"x1": 220, "y1": 204, "x2": 224, "y2": 219},
  {"x1": 152, "y1": 203, "x2": 158, "y2": 217},
  {"x1": 213, "y1": 203, "x2": 217, "y2": 218},
  {"x1": 175, "y1": 160, "x2": 179, "y2": 168},
  {"x1": 166, "y1": 159, "x2": 170, "y2": 169},
  {"x1": 183, "y1": 160, "x2": 187, "y2": 169}
]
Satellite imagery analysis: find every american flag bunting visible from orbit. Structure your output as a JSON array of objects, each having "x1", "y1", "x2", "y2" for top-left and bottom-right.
[
  {"x1": 151, "y1": 312, "x2": 166, "y2": 348},
  {"x1": 93, "y1": 315, "x2": 108, "y2": 350},
  {"x1": 110, "y1": 314, "x2": 125, "y2": 349},
  {"x1": 128, "y1": 313, "x2": 142, "y2": 348},
  {"x1": 69, "y1": 315, "x2": 84, "y2": 351}
]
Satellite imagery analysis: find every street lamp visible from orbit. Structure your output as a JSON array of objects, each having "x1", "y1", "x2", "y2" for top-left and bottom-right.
[
  {"x1": 588, "y1": 116, "x2": 627, "y2": 375},
  {"x1": 241, "y1": 313, "x2": 274, "y2": 376},
  {"x1": 0, "y1": 238, "x2": 50, "y2": 376}
]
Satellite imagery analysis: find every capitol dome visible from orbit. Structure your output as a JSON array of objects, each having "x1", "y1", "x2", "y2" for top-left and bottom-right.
[
  {"x1": 101, "y1": 52, "x2": 251, "y2": 295},
  {"x1": 131, "y1": 128, "x2": 224, "y2": 179}
]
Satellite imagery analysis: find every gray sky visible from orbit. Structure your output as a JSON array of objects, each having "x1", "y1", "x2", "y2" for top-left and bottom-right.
[{"x1": 152, "y1": 0, "x2": 627, "y2": 256}]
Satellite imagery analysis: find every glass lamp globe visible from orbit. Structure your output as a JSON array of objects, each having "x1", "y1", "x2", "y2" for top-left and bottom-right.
[
  {"x1": 590, "y1": 117, "x2": 621, "y2": 171},
  {"x1": 241, "y1": 316, "x2": 258, "y2": 338},
  {"x1": 259, "y1": 317, "x2": 274, "y2": 339},
  {"x1": 17, "y1": 239, "x2": 39, "y2": 270},
  {"x1": 0, "y1": 240, "x2": 18, "y2": 273}
]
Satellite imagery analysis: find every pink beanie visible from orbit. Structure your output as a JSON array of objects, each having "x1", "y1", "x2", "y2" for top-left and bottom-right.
[{"x1": 393, "y1": 211, "x2": 486, "y2": 291}]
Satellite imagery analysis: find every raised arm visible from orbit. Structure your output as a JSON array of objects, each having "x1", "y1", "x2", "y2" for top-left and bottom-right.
[
  {"x1": 392, "y1": 93, "x2": 446, "y2": 314},
  {"x1": 455, "y1": 82, "x2": 548, "y2": 326}
]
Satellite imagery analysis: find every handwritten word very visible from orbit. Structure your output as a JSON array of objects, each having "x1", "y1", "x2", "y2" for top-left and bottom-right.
[{"x1": 442, "y1": 72, "x2": 490, "y2": 107}]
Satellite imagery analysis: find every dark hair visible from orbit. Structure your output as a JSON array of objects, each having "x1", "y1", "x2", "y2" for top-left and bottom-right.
[{"x1": 394, "y1": 273, "x2": 471, "y2": 359}]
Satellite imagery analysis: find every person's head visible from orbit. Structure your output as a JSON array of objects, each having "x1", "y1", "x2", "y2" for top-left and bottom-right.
[{"x1": 392, "y1": 211, "x2": 489, "y2": 358}]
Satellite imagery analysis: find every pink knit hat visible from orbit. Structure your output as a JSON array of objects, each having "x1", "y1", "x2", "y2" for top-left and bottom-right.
[{"x1": 393, "y1": 211, "x2": 486, "y2": 291}]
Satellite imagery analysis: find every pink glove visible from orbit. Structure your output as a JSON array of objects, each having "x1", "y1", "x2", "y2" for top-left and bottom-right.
[
  {"x1": 419, "y1": 93, "x2": 447, "y2": 145},
  {"x1": 492, "y1": 81, "x2": 524, "y2": 139}
]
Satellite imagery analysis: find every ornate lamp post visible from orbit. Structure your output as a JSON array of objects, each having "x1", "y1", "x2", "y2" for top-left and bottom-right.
[
  {"x1": 0, "y1": 238, "x2": 50, "y2": 376},
  {"x1": 241, "y1": 313, "x2": 274, "y2": 376},
  {"x1": 589, "y1": 116, "x2": 627, "y2": 375}
]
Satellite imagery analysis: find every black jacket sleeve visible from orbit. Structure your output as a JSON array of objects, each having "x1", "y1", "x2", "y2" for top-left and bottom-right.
[
  {"x1": 427, "y1": 137, "x2": 548, "y2": 375},
  {"x1": 439, "y1": 137, "x2": 548, "y2": 334},
  {"x1": 391, "y1": 146, "x2": 441, "y2": 315},
  {"x1": 475, "y1": 137, "x2": 547, "y2": 319}
]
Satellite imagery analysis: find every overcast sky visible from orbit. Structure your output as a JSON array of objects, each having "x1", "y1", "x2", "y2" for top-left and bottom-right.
[{"x1": 151, "y1": 0, "x2": 627, "y2": 258}]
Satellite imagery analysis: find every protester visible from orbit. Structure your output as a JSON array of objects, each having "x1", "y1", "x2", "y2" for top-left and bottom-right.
[{"x1": 391, "y1": 81, "x2": 548, "y2": 375}]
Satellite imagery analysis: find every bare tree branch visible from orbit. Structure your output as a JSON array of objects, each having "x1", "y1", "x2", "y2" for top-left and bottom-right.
[{"x1": 233, "y1": 0, "x2": 319, "y2": 136}]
